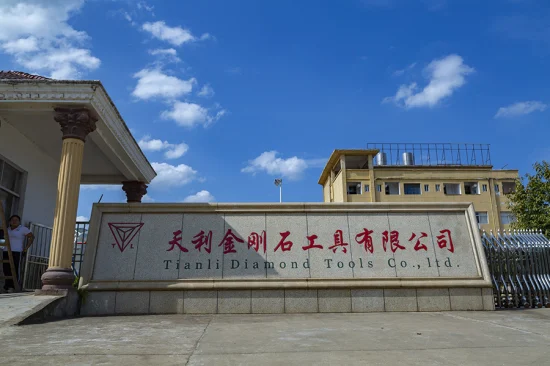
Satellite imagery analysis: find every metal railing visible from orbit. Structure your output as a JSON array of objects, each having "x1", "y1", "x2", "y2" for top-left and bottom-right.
[
  {"x1": 22, "y1": 222, "x2": 52, "y2": 290},
  {"x1": 22, "y1": 221, "x2": 89, "y2": 290},
  {"x1": 367, "y1": 142, "x2": 492, "y2": 167},
  {"x1": 482, "y1": 230, "x2": 550, "y2": 309},
  {"x1": 73, "y1": 221, "x2": 89, "y2": 277}
]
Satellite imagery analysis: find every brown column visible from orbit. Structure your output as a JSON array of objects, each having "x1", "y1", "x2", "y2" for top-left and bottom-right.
[
  {"x1": 122, "y1": 181, "x2": 148, "y2": 203},
  {"x1": 41, "y1": 108, "x2": 97, "y2": 291}
]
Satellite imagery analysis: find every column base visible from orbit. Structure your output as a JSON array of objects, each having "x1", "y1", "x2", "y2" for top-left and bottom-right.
[{"x1": 41, "y1": 268, "x2": 75, "y2": 292}]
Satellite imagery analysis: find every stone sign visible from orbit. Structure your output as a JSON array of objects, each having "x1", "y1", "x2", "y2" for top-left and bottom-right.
[{"x1": 80, "y1": 203, "x2": 490, "y2": 290}]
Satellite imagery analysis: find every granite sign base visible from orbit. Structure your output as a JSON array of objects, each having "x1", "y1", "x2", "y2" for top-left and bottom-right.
[
  {"x1": 81, "y1": 288, "x2": 494, "y2": 315},
  {"x1": 79, "y1": 202, "x2": 494, "y2": 315}
]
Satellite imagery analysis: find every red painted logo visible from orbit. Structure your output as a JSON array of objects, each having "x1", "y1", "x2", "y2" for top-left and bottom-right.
[{"x1": 108, "y1": 223, "x2": 144, "y2": 253}]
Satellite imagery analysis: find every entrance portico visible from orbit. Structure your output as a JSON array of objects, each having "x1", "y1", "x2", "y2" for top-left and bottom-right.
[{"x1": 0, "y1": 71, "x2": 156, "y2": 291}]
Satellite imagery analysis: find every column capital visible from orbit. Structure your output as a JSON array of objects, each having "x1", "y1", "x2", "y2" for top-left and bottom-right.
[
  {"x1": 122, "y1": 181, "x2": 148, "y2": 203},
  {"x1": 54, "y1": 107, "x2": 98, "y2": 142}
]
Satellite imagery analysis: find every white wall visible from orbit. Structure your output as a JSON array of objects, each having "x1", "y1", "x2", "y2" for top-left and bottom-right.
[{"x1": 0, "y1": 120, "x2": 58, "y2": 228}]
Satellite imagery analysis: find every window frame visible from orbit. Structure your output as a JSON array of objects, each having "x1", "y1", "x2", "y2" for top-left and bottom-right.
[
  {"x1": 443, "y1": 183, "x2": 461, "y2": 195},
  {"x1": 500, "y1": 212, "x2": 516, "y2": 225},
  {"x1": 464, "y1": 182, "x2": 479, "y2": 195},
  {"x1": 475, "y1": 212, "x2": 489, "y2": 225},
  {"x1": 0, "y1": 156, "x2": 25, "y2": 219},
  {"x1": 403, "y1": 183, "x2": 421, "y2": 195},
  {"x1": 384, "y1": 182, "x2": 400, "y2": 195},
  {"x1": 346, "y1": 181, "x2": 362, "y2": 195},
  {"x1": 502, "y1": 181, "x2": 516, "y2": 195}
]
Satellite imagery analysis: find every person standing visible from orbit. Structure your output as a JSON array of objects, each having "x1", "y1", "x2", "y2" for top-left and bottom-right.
[{"x1": 2, "y1": 215, "x2": 34, "y2": 292}]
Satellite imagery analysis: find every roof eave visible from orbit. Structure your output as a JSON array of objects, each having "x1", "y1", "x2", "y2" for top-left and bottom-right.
[
  {"x1": 317, "y1": 149, "x2": 380, "y2": 185},
  {"x1": 0, "y1": 79, "x2": 157, "y2": 183}
]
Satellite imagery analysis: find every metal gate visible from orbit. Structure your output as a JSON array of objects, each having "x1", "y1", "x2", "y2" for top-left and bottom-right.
[
  {"x1": 22, "y1": 223, "x2": 52, "y2": 290},
  {"x1": 22, "y1": 221, "x2": 89, "y2": 290},
  {"x1": 482, "y1": 230, "x2": 550, "y2": 309}
]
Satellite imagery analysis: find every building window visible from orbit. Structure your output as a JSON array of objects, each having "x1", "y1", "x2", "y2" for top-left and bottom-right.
[
  {"x1": 500, "y1": 212, "x2": 516, "y2": 225},
  {"x1": 364, "y1": 184, "x2": 370, "y2": 193},
  {"x1": 476, "y1": 212, "x2": 489, "y2": 225},
  {"x1": 385, "y1": 182, "x2": 400, "y2": 195},
  {"x1": 482, "y1": 184, "x2": 488, "y2": 192},
  {"x1": 404, "y1": 183, "x2": 421, "y2": 195},
  {"x1": 464, "y1": 182, "x2": 479, "y2": 195},
  {"x1": 494, "y1": 184, "x2": 500, "y2": 195},
  {"x1": 424, "y1": 184, "x2": 429, "y2": 192},
  {"x1": 0, "y1": 157, "x2": 23, "y2": 218},
  {"x1": 347, "y1": 182, "x2": 362, "y2": 195},
  {"x1": 502, "y1": 181, "x2": 515, "y2": 194},
  {"x1": 376, "y1": 184, "x2": 382, "y2": 192},
  {"x1": 443, "y1": 183, "x2": 461, "y2": 195},
  {"x1": 435, "y1": 184, "x2": 441, "y2": 192}
]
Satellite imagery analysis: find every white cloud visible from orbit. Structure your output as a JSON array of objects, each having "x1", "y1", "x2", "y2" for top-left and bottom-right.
[
  {"x1": 0, "y1": 1, "x2": 100, "y2": 79},
  {"x1": 495, "y1": 101, "x2": 547, "y2": 118},
  {"x1": 2, "y1": 37, "x2": 39, "y2": 54},
  {"x1": 150, "y1": 162, "x2": 198, "y2": 188},
  {"x1": 132, "y1": 69, "x2": 196, "y2": 100},
  {"x1": 242, "y1": 151, "x2": 310, "y2": 180},
  {"x1": 393, "y1": 62, "x2": 417, "y2": 76},
  {"x1": 183, "y1": 190, "x2": 215, "y2": 203},
  {"x1": 123, "y1": 12, "x2": 133, "y2": 24},
  {"x1": 226, "y1": 67, "x2": 242, "y2": 75},
  {"x1": 138, "y1": 135, "x2": 189, "y2": 159},
  {"x1": 164, "y1": 144, "x2": 189, "y2": 159},
  {"x1": 142, "y1": 21, "x2": 210, "y2": 47},
  {"x1": 76, "y1": 216, "x2": 89, "y2": 222},
  {"x1": 137, "y1": 1, "x2": 154, "y2": 14},
  {"x1": 148, "y1": 48, "x2": 181, "y2": 63},
  {"x1": 384, "y1": 54, "x2": 474, "y2": 108},
  {"x1": 20, "y1": 47, "x2": 101, "y2": 80},
  {"x1": 142, "y1": 194, "x2": 155, "y2": 202},
  {"x1": 198, "y1": 84, "x2": 215, "y2": 97},
  {"x1": 161, "y1": 102, "x2": 226, "y2": 128}
]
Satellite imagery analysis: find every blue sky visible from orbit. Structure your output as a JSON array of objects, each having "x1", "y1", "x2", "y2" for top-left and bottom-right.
[{"x1": 1, "y1": 0, "x2": 549, "y2": 221}]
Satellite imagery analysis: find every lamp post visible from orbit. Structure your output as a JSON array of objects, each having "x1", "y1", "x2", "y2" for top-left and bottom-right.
[{"x1": 274, "y1": 179, "x2": 282, "y2": 203}]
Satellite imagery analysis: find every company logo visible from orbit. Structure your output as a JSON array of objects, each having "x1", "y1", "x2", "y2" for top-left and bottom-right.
[{"x1": 108, "y1": 223, "x2": 144, "y2": 253}]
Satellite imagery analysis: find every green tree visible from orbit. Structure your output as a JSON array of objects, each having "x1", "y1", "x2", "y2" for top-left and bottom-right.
[{"x1": 507, "y1": 161, "x2": 550, "y2": 236}]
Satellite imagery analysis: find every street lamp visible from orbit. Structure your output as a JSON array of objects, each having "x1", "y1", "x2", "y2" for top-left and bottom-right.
[{"x1": 274, "y1": 178, "x2": 282, "y2": 203}]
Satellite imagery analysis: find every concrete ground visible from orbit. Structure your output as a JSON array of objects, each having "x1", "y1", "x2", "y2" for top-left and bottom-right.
[
  {"x1": 0, "y1": 293, "x2": 61, "y2": 327},
  {"x1": 1, "y1": 310, "x2": 550, "y2": 365}
]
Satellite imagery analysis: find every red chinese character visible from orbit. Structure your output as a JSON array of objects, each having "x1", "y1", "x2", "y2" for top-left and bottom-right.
[
  {"x1": 328, "y1": 229, "x2": 348, "y2": 253},
  {"x1": 302, "y1": 234, "x2": 324, "y2": 251},
  {"x1": 248, "y1": 231, "x2": 266, "y2": 253},
  {"x1": 355, "y1": 228, "x2": 374, "y2": 253},
  {"x1": 274, "y1": 231, "x2": 293, "y2": 252},
  {"x1": 409, "y1": 232, "x2": 428, "y2": 251},
  {"x1": 382, "y1": 230, "x2": 405, "y2": 252},
  {"x1": 192, "y1": 230, "x2": 213, "y2": 253},
  {"x1": 167, "y1": 230, "x2": 187, "y2": 252},
  {"x1": 436, "y1": 229, "x2": 454, "y2": 253},
  {"x1": 218, "y1": 229, "x2": 244, "y2": 254}
]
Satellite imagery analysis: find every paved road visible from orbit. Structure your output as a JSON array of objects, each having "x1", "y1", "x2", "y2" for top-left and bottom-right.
[{"x1": 1, "y1": 310, "x2": 549, "y2": 365}]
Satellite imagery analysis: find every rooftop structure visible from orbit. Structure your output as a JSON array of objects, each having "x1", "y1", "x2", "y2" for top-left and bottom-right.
[{"x1": 318, "y1": 143, "x2": 519, "y2": 232}]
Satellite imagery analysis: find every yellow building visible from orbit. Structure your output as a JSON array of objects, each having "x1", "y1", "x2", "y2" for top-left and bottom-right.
[{"x1": 318, "y1": 144, "x2": 518, "y2": 232}]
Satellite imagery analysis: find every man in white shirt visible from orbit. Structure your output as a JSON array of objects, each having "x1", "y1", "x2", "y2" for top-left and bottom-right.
[{"x1": 2, "y1": 215, "x2": 34, "y2": 292}]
